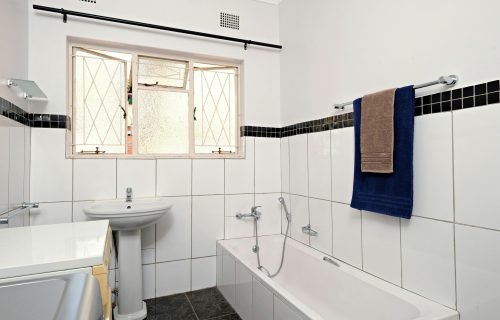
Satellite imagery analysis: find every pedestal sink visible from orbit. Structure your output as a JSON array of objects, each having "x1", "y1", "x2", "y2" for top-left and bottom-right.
[{"x1": 84, "y1": 198, "x2": 172, "y2": 320}]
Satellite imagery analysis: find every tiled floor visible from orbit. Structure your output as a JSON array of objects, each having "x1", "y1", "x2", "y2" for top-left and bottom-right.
[{"x1": 145, "y1": 287, "x2": 242, "y2": 320}]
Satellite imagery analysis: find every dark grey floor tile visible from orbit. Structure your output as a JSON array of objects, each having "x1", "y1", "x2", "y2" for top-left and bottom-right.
[
  {"x1": 186, "y1": 287, "x2": 236, "y2": 320},
  {"x1": 145, "y1": 294, "x2": 197, "y2": 320},
  {"x1": 209, "y1": 313, "x2": 242, "y2": 320}
]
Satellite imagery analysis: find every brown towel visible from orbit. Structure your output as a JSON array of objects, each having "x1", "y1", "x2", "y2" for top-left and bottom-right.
[{"x1": 360, "y1": 88, "x2": 397, "y2": 173}]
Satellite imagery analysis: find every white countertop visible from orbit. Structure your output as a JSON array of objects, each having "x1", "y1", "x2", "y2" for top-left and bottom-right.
[{"x1": 0, "y1": 220, "x2": 109, "y2": 279}]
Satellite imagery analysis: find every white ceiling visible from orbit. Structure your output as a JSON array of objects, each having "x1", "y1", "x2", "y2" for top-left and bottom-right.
[{"x1": 253, "y1": 0, "x2": 283, "y2": 5}]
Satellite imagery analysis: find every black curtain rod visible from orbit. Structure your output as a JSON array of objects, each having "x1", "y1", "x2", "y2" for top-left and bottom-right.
[{"x1": 32, "y1": 5, "x2": 282, "y2": 50}]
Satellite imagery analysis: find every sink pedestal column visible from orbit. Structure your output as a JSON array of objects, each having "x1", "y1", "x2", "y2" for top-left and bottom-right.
[{"x1": 114, "y1": 229, "x2": 147, "y2": 320}]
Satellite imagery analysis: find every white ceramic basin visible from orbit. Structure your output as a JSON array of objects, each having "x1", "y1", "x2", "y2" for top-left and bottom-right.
[{"x1": 84, "y1": 199, "x2": 172, "y2": 230}]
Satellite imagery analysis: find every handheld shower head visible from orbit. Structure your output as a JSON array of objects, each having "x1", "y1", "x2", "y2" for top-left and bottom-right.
[{"x1": 278, "y1": 197, "x2": 292, "y2": 222}]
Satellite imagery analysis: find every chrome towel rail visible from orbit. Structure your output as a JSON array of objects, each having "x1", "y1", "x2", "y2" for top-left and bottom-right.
[
  {"x1": 0, "y1": 203, "x2": 39, "y2": 225},
  {"x1": 333, "y1": 75, "x2": 458, "y2": 110}
]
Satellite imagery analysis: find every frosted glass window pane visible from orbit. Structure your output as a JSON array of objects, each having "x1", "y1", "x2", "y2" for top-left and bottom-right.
[
  {"x1": 194, "y1": 67, "x2": 237, "y2": 154},
  {"x1": 138, "y1": 57, "x2": 188, "y2": 88},
  {"x1": 138, "y1": 90, "x2": 189, "y2": 154}
]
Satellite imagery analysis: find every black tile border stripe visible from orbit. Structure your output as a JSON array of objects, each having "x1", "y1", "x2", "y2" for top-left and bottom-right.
[
  {"x1": 0, "y1": 97, "x2": 69, "y2": 129},
  {"x1": 243, "y1": 80, "x2": 500, "y2": 138}
]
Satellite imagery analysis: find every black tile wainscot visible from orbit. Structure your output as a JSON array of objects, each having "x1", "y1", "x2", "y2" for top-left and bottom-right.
[{"x1": 0, "y1": 97, "x2": 69, "y2": 129}]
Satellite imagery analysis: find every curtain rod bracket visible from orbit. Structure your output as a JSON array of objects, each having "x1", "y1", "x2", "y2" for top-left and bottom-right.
[
  {"x1": 61, "y1": 8, "x2": 67, "y2": 23},
  {"x1": 244, "y1": 41, "x2": 249, "y2": 50}
]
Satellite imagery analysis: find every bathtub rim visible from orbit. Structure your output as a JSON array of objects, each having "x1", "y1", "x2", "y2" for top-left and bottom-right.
[{"x1": 217, "y1": 235, "x2": 459, "y2": 320}]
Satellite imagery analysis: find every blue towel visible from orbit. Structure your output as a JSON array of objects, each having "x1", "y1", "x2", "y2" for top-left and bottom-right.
[{"x1": 350, "y1": 85, "x2": 415, "y2": 219}]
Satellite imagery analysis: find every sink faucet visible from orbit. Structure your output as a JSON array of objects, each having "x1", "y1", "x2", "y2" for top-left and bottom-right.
[
  {"x1": 236, "y1": 206, "x2": 262, "y2": 220},
  {"x1": 126, "y1": 187, "x2": 133, "y2": 202}
]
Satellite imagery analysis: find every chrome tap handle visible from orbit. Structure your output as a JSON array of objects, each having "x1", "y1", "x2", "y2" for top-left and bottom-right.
[{"x1": 251, "y1": 206, "x2": 262, "y2": 213}]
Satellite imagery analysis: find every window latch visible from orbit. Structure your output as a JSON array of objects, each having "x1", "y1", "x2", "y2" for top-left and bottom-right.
[
  {"x1": 142, "y1": 81, "x2": 159, "y2": 87},
  {"x1": 212, "y1": 147, "x2": 233, "y2": 154},
  {"x1": 79, "y1": 147, "x2": 106, "y2": 154},
  {"x1": 119, "y1": 105, "x2": 127, "y2": 119},
  {"x1": 193, "y1": 106, "x2": 197, "y2": 121}
]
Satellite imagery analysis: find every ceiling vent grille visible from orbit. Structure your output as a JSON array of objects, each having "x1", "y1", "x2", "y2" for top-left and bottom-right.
[
  {"x1": 220, "y1": 12, "x2": 240, "y2": 30},
  {"x1": 79, "y1": 0, "x2": 97, "y2": 3}
]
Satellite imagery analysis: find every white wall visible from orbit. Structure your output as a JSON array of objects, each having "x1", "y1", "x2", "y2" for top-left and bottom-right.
[
  {"x1": 280, "y1": 1, "x2": 500, "y2": 319},
  {"x1": 27, "y1": 0, "x2": 282, "y2": 299},
  {"x1": 0, "y1": 0, "x2": 29, "y2": 110},
  {"x1": 280, "y1": 0, "x2": 500, "y2": 125}
]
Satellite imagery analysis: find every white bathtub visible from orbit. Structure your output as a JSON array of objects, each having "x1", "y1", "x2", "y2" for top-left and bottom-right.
[{"x1": 217, "y1": 235, "x2": 458, "y2": 320}]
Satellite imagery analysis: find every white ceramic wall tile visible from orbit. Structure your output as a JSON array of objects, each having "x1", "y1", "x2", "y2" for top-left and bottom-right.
[
  {"x1": 308, "y1": 131, "x2": 331, "y2": 200},
  {"x1": 362, "y1": 211, "x2": 401, "y2": 285},
  {"x1": 155, "y1": 259, "x2": 191, "y2": 297},
  {"x1": 309, "y1": 198, "x2": 332, "y2": 255},
  {"x1": 280, "y1": 193, "x2": 291, "y2": 235},
  {"x1": 23, "y1": 127, "x2": 30, "y2": 204},
  {"x1": 192, "y1": 256, "x2": 216, "y2": 291},
  {"x1": 192, "y1": 195, "x2": 224, "y2": 258},
  {"x1": 156, "y1": 159, "x2": 191, "y2": 197},
  {"x1": 192, "y1": 159, "x2": 224, "y2": 195},
  {"x1": 216, "y1": 244, "x2": 223, "y2": 288},
  {"x1": 454, "y1": 105, "x2": 500, "y2": 229},
  {"x1": 221, "y1": 252, "x2": 236, "y2": 306},
  {"x1": 332, "y1": 203, "x2": 362, "y2": 268},
  {"x1": 274, "y1": 296, "x2": 302, "y2": 320},
  {"x1": 412, "y1": 114, "x2": 454, "y2": 221},
  {"x1": 281, "y1": 137, "x2": 290, "y2": 194},
  {"x1": 401, "y1": 217, "x2": 456, "y2": 308},
  {"x1": 9, "y1": 127, "x2": 25, "y2": 206},
  {"x1": 225, "y1": 194, "x2": 254, "y2": 217},
  {"x1": 141, "y1": 225, "x2": 156, "y2": 249},
  {"x1": 141, "y1": 249, "x2": 155, "y2": 265},
  {"x1": 29, "y1": 202, "x2": 73, "y2": 226},
  {"x1": 72, "y1": 201, "x2": 97, "y2": 222},
  {"x1": 331, "y1": 127, "x2": 354, "y2": 204},
  {"x1": 456, "y1": 224, "x2": 500, "y2": 320},
  {"x1": 290, "y1": 194, "x2": 309, "y2": 245},
  {"x1": 255, "y1": 137, "x2": 281, "y2": 193},
  {"x1": 252, "y1": 278, "x2": 274, "y2": 320},
  {"x1": 156, "y1": 196, "x2": 191, "y2": 262},
  {"x1": 235, "y1": 262, "x2": 252, "y2": 320},
  {"x1": 255, "y1": 193, "x2": 282, "y2": 235},
  {"x1": 142, "y1": 264, "x2": 155, "y2": 299},
  {"x1": 108, "y1": 269, "x2": 116, "y2": 303},
  {"x1": 225, "y1": 137, "x2": 255, "y2": 194},
  {"x1": 30, "y1": 129, "x2": 72, "y2": 202},
  {"x1": 289, "y1": 134, "x2": 308, "y2": 196},
  {"x1": 225, "y1": 217, "x2": 254, "y2": 239},
  {"x1": 73, "y1": 159, "x2": 116, "y2": 201},
  {"x1": 116, "y1": 159, "x2": 156, "y2": 199},
  {"x1": 0, "y1": 127, "x2": 9, "y2": 213}
]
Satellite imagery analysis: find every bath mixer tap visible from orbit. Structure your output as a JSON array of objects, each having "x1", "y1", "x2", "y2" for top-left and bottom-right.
[
  {"x1": 236, "y1": 206, "x2": 262, "y2": 220},
  {"x1": 126, "y1": 187, "x2": 133, "y2": 202}
]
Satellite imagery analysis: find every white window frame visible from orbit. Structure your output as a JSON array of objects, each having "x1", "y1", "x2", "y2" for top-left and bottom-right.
[{"x1": 66, "y1": 39, "x2": 244, "y2": 159}]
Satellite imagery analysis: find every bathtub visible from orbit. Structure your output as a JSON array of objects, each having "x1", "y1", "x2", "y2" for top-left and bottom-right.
[{"x1": 216, "y1": 235, "x2": 458, "y2": 320}]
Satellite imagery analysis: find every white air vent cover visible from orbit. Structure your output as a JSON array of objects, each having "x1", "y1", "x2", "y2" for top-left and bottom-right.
[
  {"x1": 79, "y1": 0, "x2": 97, "y2": 3},
  {"x1": 220, "y1": 12, "x2": 240, "y2": 30}
]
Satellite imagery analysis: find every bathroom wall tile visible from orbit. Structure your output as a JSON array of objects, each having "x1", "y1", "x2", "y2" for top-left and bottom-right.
[
  {"x1": 141, "y1": 249, "x2": 155, "y2": 265},
  {"x1": 289, "y1": 134, "x2": 308, "y2": 196},
  {"x1": 30, "y1": 129, "x2": 72, "y2": 202},
  {"x1": 308, "y1": 131, "x2": 331, "y2": 200},
  {"x1": 225, "y1": 194, "x2": 254, "y2": 217},
  {"x1": 192, "y1": 159, "x2": 224, "y2": 195},
  {"x1": 255, "y1": 193, "x2": 282, "y2": 236},
  {"x1": 225, "y1": 137, "x2": 255, "y2": 194},
  {"x1": 255, "y1": 137, "x2": 281, "y2": 193},
  {"x1": 220, "y1": 251, "x2": 236, "y2": 306},
  {"x1": 252, "y1": 278, "x2": 273, "y2": 320},
  {"x1": 9, "y1": 127, "x2": 25, "y2": 206},
  {"x1": 116, "y1": 159, "x2": 156, "y2": 199},
  {"x1": 108, "y1": 269, "x2": 116, "y2": 303},
  {"x1": 156, "y1": 159, "x2": 191, "y2": 197},
  {"x1": 331, "y1": 127, "x2": 354, "y2": 204},
  {"x1": 155, "y1": 259, "x2": 191, "y2": 297},
  {"x1": 0, "y1": 127, "x2": 9, "y2": 214},
  {"x1": 142, "y1": 264, "x2": 155, "y2": 300},
  {"x1": 362, "y1": 211, "x2": 401, "y2": 285},
  {"x1": 235, "y1": 262, "x2": 252, "y2": 320},
  {"x1": 456, "y1": 224, "x2": 500, "y2": 320},
  {"x1": 192, "y1": 195, "x2": 224, "y2": 258},
  {"x1": 225, "y1": 216, "x2": 254, "y2": 239},
  {"x1": 72, "y1": 200, "x2": 97, "y2": 222},
  {"x1": 280, "y1": 193, "x2": 291, "y2": 235},
  {"x1": 454, "y1": 104, "x2": 500, "y2": 229},
  {"x1": 309, "y1": 198, "x2": 332, "y2": 255},
  {"x1": 412, "y1": 114, "x2": 454, "y2": 221},
  {"x1": 23, "y1": 127, "x2": 31, "y2": 204},
  {"x1": 274, "y1": 296, "x2": 302, "y2": 320},
  {"x1": 192, "y1": 256, "x2": 216, "y2": 291},
  {"x1": 290, "y1": 194, "x2": 309, "y2": 245},
  {"x1": 141, "y1": 225, "x2": 156, "y2": 250},
  {"x1": 332, "y1": 203, "x2": 362, "y2": 268},
  {"x1": 156, "y1": 196, "x2": 191, "y2": 262},
  {"x1": 216, "y1": 244, "x2": 223, "y2": 288},
  {"x1": 281, "y1": 137, "x2": 290, "y2": 193},
  {"x1": 73, "y1": 159, "x2": 116, "y2": 201},
  {"x1": 401, "y1": 217, "x2": 456, "y2": 308},
  {"x1": 29, "y1": 202, "x2": 73, "y2": 226}
]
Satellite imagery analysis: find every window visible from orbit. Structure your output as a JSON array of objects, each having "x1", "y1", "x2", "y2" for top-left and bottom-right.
[{"x1": 70, "y1": 45, "x2": 241, "y2": 158}]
